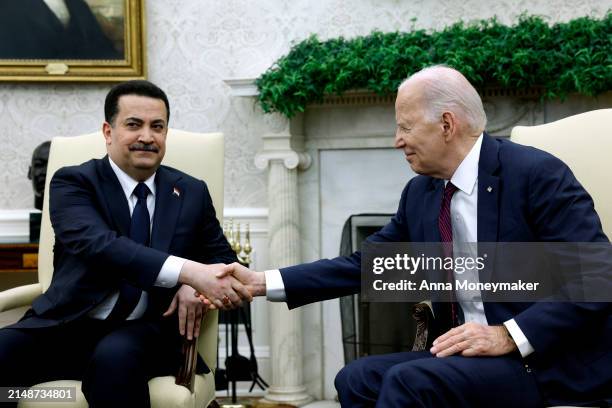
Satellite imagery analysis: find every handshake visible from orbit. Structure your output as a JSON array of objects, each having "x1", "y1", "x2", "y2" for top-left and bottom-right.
[{"x1": 178, "y1": 260, "x2": 265, "y2": 310}]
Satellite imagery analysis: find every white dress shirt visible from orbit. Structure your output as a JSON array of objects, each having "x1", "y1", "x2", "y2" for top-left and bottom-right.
[
  {"x1": 264, "y1": 134, "x2": 534, "y2": 357},
  {"x1": 43, "y1": 0, "x2": 71, "y2": 26},
  {"x1": 448, "y1": 134, "x2": 486, "y2": 325},
  {"x1": 88, "y1": 158, "x2": 186, "y2": 320}
]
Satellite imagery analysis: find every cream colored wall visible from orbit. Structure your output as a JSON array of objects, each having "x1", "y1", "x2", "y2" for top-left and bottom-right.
[{"x1": 1, "y1": 0, "x2": 610, "y2": 210}]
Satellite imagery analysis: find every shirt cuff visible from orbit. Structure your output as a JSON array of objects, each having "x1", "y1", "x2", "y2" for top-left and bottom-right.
[
  {"x1": 265, "y1": 269, "x2": 287, "y2": 302},
  {"x1": 155, "y1": 256, "x2": 186, "y2": 288},
  {"x1": 504, "y1": 318, "x2": 535, "y2": 358}
]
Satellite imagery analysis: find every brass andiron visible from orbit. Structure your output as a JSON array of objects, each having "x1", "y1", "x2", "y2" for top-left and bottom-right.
[
  {"x1": 176, "y1": 221, "x2": 254, "y2": 395},
  {"x1": 218, "y1": 220, "x2": 256, "y2": 408},
  {"x1": 224, "y1": 219, "x2": 252, "y2": 265}
]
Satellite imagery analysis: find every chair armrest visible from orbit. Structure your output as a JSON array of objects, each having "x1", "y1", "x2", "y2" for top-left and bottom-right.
[
  {"x1": 411, "y1": 301, "x2": 436, "y2": 351},
  {"x1": 197, "y1": 310, "x2": 219, "y2": 371},
  {"x1": 0, "y1": 283, "x2": 43, "y2": 312}
]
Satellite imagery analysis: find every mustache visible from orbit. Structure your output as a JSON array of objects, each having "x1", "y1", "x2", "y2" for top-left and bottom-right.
[{"x1": 128, "y1": 143, "x2": 159, "y2": 153}]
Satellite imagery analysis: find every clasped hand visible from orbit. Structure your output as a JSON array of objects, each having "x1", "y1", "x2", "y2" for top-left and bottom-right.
[
  {"x1": 165, "y1": 261, "x2": 256, "y2": 339},
  {"x1": 194, "y1": 262, "x2": 264, "y2": 310}
]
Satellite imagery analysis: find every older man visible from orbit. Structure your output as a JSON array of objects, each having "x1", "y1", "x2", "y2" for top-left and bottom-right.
[
  {"x1": 224, "y1": 66, "x2": 611, "y2": 407},
  {"x1": 0, "y1": 80, "x2": 250, "y2": 407}
]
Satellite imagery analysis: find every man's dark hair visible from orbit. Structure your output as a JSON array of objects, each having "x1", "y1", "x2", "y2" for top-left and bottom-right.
[{"x1": 104, "y1": 80, "x2": 170, "y2": 125}]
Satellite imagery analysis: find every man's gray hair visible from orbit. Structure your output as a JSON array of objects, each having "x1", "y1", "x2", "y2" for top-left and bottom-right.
[{"x1": 399, "y1": 65, "x2": 487, "y2": 134}]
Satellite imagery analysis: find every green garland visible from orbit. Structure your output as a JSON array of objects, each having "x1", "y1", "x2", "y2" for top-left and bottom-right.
[{"x1": 256, "y1": 13, "x2": 612, "y2": 118}]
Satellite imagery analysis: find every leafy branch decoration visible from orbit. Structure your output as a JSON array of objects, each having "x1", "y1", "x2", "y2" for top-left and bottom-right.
[{"x1": 256, "y1": 13, "x2": 612, "y2": 118}]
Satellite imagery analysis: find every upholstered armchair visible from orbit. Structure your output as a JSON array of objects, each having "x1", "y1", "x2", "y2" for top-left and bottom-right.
[{"x1": 0, "y1": 130, "x2": 224, "y2": 407}]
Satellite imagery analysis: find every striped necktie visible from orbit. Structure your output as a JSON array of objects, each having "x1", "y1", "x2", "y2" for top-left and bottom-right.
[{"x1": 438, "y1": 182, "x2": 461, "y2": 328}]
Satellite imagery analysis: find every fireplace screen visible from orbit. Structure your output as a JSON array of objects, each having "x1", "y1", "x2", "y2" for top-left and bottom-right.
[{"x1": 339, "y1": 214, "x2": 417, "y2": 363}]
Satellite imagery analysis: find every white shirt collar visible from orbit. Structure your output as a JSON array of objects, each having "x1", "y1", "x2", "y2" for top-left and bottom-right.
[
  {"x1": 108, "y1": 157, "x2": 156, "y2": 199},
  {"x1": 448, "y1": 133, "x2": 483, "y2": 195},
  {"x1": 43, "y1": 0, "x2": 71, "y2": 26}
]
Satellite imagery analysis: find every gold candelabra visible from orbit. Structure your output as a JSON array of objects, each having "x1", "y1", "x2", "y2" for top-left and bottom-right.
[{"x1": 223, "y1": 219, "x2": 252, "y2": 265}]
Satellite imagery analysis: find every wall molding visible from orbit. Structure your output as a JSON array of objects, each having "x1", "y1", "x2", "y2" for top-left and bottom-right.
[
  {"x1": 224, "y1": 78, "x2": 259, "y2": 97},
  {"x1": 223, "y1": 207, "x2": 269, "y2": 234},
  {"x1": 0, "y1": 207, "x2": 268, "y2": 243},
  {"x1": 0, "y1": 209, "x2": 37, "y2": 243},
  {"x1": 218, "y1": 345, "x2": 270, "y2": 360}
]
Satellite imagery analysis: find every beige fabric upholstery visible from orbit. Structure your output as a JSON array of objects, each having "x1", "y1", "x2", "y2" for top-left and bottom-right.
[
  {"x1": 0, "y1": 130, "x2": 222, "y2": 407},
  {"x1": 18, "y1": 375, "x2": 216, "y2": 408},
  {"x1": 0, "y1": 284, "x2": 41, "y2": 312},
  {"x1": 511, "y1": 109, "x2": 609, "y2": 408},
  {"x1": 0, "y1": 306, "x2": 30, "y2": 328},
  {"x1": 18, "y1": 381, "x2": 87, "y2": 408},
  {"x1": 510, "y1": 109, "x2": 612, "y2": 237}
]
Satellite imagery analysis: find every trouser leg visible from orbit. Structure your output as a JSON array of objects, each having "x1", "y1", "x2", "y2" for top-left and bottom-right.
[
  {"x1": 334, "y1": 351, "x2": 431, "y2": 407},
  {"x1": 0, "y1": 321, "x2": 102, "y2": 407},
  {"x1": 375, "y1": 353, "x2": 543, "y2": 408},
  {"x1": 82, "y1": 319, "x2": 181, "y2": 408}
]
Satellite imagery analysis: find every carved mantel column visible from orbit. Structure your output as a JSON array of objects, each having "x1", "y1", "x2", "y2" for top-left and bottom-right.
[{"x1": 254, "y1": 113, "x2": 313, "y2": 406}]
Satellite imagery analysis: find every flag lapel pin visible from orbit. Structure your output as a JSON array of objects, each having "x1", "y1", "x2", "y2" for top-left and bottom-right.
[{"x1": 173, "y1": 187, "x2": 181, "y2": 197}]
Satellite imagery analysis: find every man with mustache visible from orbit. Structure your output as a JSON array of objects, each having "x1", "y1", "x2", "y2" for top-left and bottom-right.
[{"x1": 0, "y1": 80, "x2": 251, "y2": 406}]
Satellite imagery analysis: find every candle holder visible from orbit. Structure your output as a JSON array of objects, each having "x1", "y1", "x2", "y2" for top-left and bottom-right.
[{"x1": 224, "y1": 219, "x2": 252, "y2": 266}]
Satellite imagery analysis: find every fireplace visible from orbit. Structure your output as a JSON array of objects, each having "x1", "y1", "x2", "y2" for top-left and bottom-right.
[{"x1": 338, "y1": 214, "x2": 417, "y2": 363}]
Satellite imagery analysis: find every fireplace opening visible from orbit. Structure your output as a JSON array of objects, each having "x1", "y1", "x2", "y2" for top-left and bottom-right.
[{"x1": 339, "y1": 214, "x2": 418, "y2": 363}]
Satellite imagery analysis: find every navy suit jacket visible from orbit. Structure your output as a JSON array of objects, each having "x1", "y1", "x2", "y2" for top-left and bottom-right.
[
  {"x1": 14, "y1": 156, "x2": 236, "y2": 329},
  {"x1": 280, "y1": 134, "x2": 611, "y2": 405}
]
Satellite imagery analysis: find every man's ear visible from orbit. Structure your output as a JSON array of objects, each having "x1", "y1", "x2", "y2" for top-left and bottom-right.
[
  {"x1": 441, "y1": 111, "x2": 457, "y2": 141},
  {"x1": 102, "y1": 122, "x2": 112, "y2": 145},
  {"x1": 27, "y1": 165, "x2": 33, "y2": 179}
]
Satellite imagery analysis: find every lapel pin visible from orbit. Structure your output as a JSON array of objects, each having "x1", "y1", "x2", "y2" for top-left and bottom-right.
[
  {"x1": 486, "y1": 186, "x2": 493, "y2": 193},
  {"x1": 173, "y1": 187, "x2": 181, "y2": 197}
]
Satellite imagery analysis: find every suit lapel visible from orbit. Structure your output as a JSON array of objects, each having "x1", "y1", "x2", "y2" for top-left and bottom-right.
[
  {"x1": 99, "y1": 156, "x2": 131, "y2": 237},
  {"x1": 151, "y1": 167, "x2": 183, "y2": 253},
  {"x1": 477, "y1": 134, "x2": 501, "y2": 291},
  {"x1": 423, "y1": 178, "x2": 444, "y2": 242},
  {"x1": 477, "y1": 133, "x2": 501, "y2": 243}
]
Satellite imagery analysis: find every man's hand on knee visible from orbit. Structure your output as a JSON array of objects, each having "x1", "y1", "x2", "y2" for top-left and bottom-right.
[{"x1": 430, "y1": 322, "x2": 518, "y2": 357}]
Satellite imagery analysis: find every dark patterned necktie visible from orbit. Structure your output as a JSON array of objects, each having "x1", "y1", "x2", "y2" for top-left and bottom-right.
[
  {"x1": 438, "y1": 182, "x2": 460, "y2": 328},
  {"x1": 107, "y1": 182, "x2": 150, "y2": 321}
]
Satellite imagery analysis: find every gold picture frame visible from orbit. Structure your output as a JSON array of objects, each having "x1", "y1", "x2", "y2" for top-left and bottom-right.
[{"x1": 0, "y1": 0, "x2": 146, "y2": 82}]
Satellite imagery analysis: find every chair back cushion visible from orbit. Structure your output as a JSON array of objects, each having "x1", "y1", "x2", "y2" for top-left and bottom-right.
[{"x1": 510, "y1": 109, "x2": 612, "y2": 237}]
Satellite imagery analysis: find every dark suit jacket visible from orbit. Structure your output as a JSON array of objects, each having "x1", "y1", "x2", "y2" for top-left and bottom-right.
[
  {"x1": 0, "y1": 0, "x2": 120, "y2": 59},
  {"x1": 280, "y1": 134, "x2": 611, "y2": 406},
  {"x1": 14, "y1": 156, "x2": 236, "y2": 329}
]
